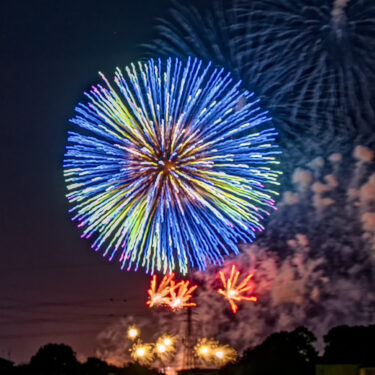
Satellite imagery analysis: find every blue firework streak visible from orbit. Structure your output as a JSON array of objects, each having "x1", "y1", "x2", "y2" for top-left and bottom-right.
[
  {"x1": 251, "y1": 0, "x2": 375, "y2": 133},
  {"x1": 148, "y1": 0, "x2": 375, "y2": 143},
  {"x1": 63, "y1": 58, "x2": 281, "y2": 275}
]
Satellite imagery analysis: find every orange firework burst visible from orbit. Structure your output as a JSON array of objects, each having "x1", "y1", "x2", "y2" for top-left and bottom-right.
[
  {"x1": 168, "y1": 279, "x2": 198, "y2": 310},
  {"x1": 146, "y1": 273, "x2": 174, "y2": 308},
  {"x1": 147, "y1": 273, "x2": 197, "y2": 310},
  {"x1": 218, "y1": 265, "x2": 257, "y2": 313}
]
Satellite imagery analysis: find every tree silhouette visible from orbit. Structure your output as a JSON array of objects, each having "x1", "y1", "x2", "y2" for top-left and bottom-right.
[
  {"x1": 0, "y1": 357, "x2": 14, "y2": 375},
  {"x1": 122, "y1": 362, "x2": 158, "y2": 375},
  {"x1": 221, "y1": 326, "x2": 318, "y2": 375},
  {"x1": 81, "y1": 357, "x2": 111, "y2": 375},
  {"x1": 323, "y1": 325, "x2": 375, "y2": 366},
  {"x1": 29, "y1": 343, "x2": 79, "y2": 374}
]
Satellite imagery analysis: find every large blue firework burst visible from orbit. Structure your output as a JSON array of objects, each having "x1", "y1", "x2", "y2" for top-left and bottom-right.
[{"x1": 63, "y1": 58, "x2": 281, "y2": 275}]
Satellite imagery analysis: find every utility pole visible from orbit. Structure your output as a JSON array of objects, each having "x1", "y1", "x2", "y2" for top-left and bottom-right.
[{"x1": 182, "y1": 307, "x2": 195, "y2": 369}]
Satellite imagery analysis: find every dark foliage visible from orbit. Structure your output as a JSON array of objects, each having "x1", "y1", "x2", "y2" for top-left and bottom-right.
[
  {"x1": 323, "y1": 325, "x2": 375, "y2": 366},
  {"x1": 121, "y1": 362, "x2": 158, "y2": 375},
  {"x1": 81, "y1": 357, "x2": 115, "y2": 375},
  {"x1": 4, "y1": 325, "x2": 375, "y2": 374},
  {"x1": 1, "y1": 346, "x2": 157, "y2": 375},
  {"x1": 29, "y1": 343, "x2": 80, "y2": 374},
  {"x1": 220, "y1": 326, "x2": 318, "y2": 375}
]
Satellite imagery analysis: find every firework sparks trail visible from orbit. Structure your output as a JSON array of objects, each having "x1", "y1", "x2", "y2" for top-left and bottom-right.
[
  {"x1": 146, "y1": 273, "x2": 174, "y2": 308},
  {"x1": 130, "y1": 340, "x2": 154, "y2": 365},
  {"x1": 218, "y1": 264, "x2": 257, "y2": 313},
  {"x1": 147, "y1": 0, "x2": 375, "y2": 160},
  {"x1": 155, "y1": 334, "x2": 177, "y2": 362},
  {"x1": 183, "y1": 145, "x2": 375, "y2": 354},
  {"x1": 147, "y1": 273, "x2": 197, "y2": 310},
  {"x1": 213, "y1": 344, "x2": 237, "y2": 366},
  {"x1": 194, "y1": 337, "x2": 237, "y2": 366},
  {"x1": 246, "y1": 0, "x2": 375, "y2": 133},
  {"x1": 168, "y1": 279, "x2": 198, "y2": 311},
  {"x1": 95, "y1": 146, "x2": 375, "y2": 363}
]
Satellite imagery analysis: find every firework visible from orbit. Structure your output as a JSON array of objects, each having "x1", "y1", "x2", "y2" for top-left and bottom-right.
[
  {"x1": 249, "y1": 0, "x2": 375, "y2": 134},
  {"x1": 155, "y1": 334, "x2": 177, "y2": 362},
  {"x1": 130, "y1": 340, "x2": 154, "y2": 365},
  {"x1": 218, "y1": 264, "x2": 257, "y2": 313},
  {"x1": 213, "y1": 345, "x2": 237, "y2": 366},
  {"x1": 148, "y1": 0, "x2": 375, "y2": 155},
  {"x1": 188, "y1": 145, "x2": 375, "y2": 355},
  {"x1": 147, "y1": 273, "x2": 197, "y2": 310},
  {"x1": 147, "y1": 2, "x2": 295, "y2": 134},
  {"x1": 168, "y1": 279, "x2": 197, "y2": 310},
  {"x1": 194, "y1": 338, "x2": 218, "y2": 364},
  {"x1": 64, "y1": 57, "x2": 280, "y2": 275},
  {"x1": 127, "y1": 325, "x2": 140, "y2": 340},
  {"x1": 194, "y1": 338, "x2": 237, "y2": 366},
  {"x1": 146, "y1": 273, "x2": 174, "y2": 308}
]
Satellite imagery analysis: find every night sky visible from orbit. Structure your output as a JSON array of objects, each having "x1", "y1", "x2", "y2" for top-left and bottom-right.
[
  {"x1": 3, "y1": 0, "x2": 375, "y2": 367},
  {"x1": 0, "y1": 0, "x2": 209, "y2": 363}
]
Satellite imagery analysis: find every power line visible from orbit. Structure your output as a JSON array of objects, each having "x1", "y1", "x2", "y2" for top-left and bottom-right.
[{"x1": 0, "y1": 330, "x2": 103, "y2": 340}]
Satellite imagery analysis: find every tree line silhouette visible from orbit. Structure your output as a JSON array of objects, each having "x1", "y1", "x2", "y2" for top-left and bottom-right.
[{"x1": 1, "y1": 324, "x2": 374, "y2": 375}]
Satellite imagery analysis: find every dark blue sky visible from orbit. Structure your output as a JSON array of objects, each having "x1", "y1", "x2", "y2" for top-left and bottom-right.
[{"x1": 0, "y1": 0, "x2": 209, "y2": 363}]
